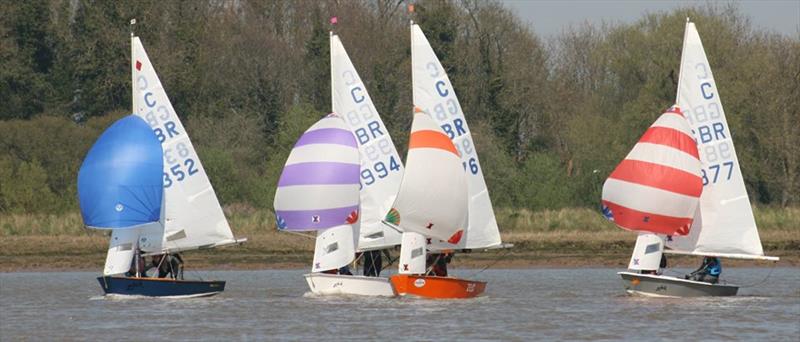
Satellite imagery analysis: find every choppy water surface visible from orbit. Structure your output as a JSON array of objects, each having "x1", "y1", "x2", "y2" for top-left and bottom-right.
[{"x1": 1, "y1": 268, "x2": 798, "y2": 341}]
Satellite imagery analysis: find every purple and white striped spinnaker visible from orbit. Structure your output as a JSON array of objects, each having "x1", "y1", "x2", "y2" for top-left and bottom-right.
[{"x1": 274, "y1": 114, "x2": 360, "y2": 231}]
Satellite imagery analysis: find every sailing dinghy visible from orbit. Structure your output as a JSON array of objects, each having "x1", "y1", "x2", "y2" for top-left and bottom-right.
[
  {"x1": 382, "y1": 21, "x2": 506, "y2": 299},
  {"x1": 282, "y1": 30, "x2": 405, "y2": 297},
  {"x1": 274, "y1": 114, "x2": 396, "y2": 297},
  {"x1": 386, "y1": 109, "x2": 486, "y2": 299},
  {"x1": 607, "y1": 20, "x2": 779, "y2": 297},
  {"x1": 409, "y1": 20, "x2": 504, "y2": 252},
  {"x1": 80, "y1": 26, "x2": 245, "y2": 298}
]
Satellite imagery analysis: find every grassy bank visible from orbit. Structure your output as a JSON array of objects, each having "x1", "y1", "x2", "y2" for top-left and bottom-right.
[{"x1": 1, "y1": 207, "x2": 798, "y2": 271}]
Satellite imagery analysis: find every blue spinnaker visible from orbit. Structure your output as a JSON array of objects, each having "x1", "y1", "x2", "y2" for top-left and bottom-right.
[{"x1": 78, "y1": 115, "x2": 163, "y2": 229}]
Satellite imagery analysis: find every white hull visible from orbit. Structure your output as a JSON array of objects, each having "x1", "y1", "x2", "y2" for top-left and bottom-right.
[
  {"x1": 618, "y1": 271, "x2": 739, "y2": 297},
  {"x1": 304, "y1": 273, "x2": 396, "y2": 297}
]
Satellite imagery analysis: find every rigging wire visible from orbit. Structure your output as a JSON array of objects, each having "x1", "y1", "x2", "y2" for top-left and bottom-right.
[{"x1": 461, "y1": 248, "x2": 513, "y2": 279}]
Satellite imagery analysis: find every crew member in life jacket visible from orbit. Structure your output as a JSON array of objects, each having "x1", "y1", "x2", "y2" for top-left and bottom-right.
[
  {"x1": 685, "y1": 256, "x2": 721, "y2": 284},
  {"x1": 426, "y1": 251, "x2": 453, "y2": 277},
  {"x1": 321, "y1": 265, "x2": 353, "y2": 275},
  {"x1": 149, "y1": 253, "x2": 185, "y2": 279},
  {"x1": 126, "y1": 249, "x2": 147, "y2": 277}
]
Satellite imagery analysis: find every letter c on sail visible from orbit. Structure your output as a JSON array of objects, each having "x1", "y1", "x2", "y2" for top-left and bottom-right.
[
  {"x1": 435, "y1": 80, "x2": 449, "y2": 97},
  {"x1": 351, "y1": 86, "x2": 365, "y2": 103},
  {"x1": 700, "y1": 82, "x2": 713, "y2": 99},
  {"x1": 144, "y1": 92, "x2": 156, "y2": 108}
]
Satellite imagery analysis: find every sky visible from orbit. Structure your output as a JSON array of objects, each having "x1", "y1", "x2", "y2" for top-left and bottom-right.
[{"x1": 500, "y1": 0, "x2": 800, "y2": 37}]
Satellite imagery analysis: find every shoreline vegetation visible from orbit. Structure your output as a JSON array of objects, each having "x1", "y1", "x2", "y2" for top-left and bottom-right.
[{"x1": 2, "y1": 207, "x2": 797, "y2": 272}]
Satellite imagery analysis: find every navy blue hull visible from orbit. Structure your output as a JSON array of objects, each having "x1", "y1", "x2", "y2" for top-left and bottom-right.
[{"x1": 97, "y1": 276, "x2": 225, "y2": 298}]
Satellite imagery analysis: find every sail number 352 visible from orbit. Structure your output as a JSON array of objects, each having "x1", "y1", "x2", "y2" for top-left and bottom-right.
[{"x1": 163, "y1": 142, "x2": 199, "y2": 188}]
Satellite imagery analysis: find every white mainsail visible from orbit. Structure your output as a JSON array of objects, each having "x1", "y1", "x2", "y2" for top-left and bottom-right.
[
  {"x1": 410, "y1": 22, "x2": 501, "y2": 249},
  {"x1": 665, "y1": 21, "x2": 774, "y2": 260},
  {"x1": 330, "y1": 33, "x2": 405, "y2": 251},
  {"x1": 130, "y1": 35, "x2": 240, "y2": 253}
]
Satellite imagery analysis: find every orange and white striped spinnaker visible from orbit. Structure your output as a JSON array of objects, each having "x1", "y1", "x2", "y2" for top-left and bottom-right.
[
  {"x1": 384, "y1": 108, "x2": 468, "y2": 244},
  {"x1": 601, "y1": 106, "x2": 703, "y2": 236}
]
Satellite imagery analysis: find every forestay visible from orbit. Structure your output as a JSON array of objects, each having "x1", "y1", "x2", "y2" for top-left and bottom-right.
[
  {"x1": 410, "y1": 22, "x2": 501, "y2": 249},
  {"x1": 273, "y1": 114, "x2": 361, "y2": 271},
  {"x1": 665, "y1": 21, "x2": 768, "y2": 258},
  {"x1": 330, "y1": 33, "x2": 404, "y2": 251},
  {"x1": 131, "y1": 36, "x2": 237, "y2": 253},
  {"x1": 602, "y1": 107, "x2": 703, "y2": 236},
  {"x1": 385, "y1": 111, "x2": 468, "y2": 243}
]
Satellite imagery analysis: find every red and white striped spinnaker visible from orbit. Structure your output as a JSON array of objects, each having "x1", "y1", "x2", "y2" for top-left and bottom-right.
[{"x1": 601, "y1": 106, "x2": 703, "y2": 236}]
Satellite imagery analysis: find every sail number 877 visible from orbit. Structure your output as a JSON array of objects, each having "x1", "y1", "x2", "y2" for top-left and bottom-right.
[{"x1": 701, "y1": 161, "x2": 733, "y2": 185}]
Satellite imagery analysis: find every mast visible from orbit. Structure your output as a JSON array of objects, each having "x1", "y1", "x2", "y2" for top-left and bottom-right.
[
  {"x1": 130, "y1": 18, "x2": 136, "y2": 113},
  {"x1": 329, "y1": 16, "x2": 336, "y2": 112},
  {"x1": 675, "y1": 17, "x2": 690, "y2": 104}
]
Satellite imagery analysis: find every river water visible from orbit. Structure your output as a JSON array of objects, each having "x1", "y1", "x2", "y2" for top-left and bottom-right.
[{"x1": 1, "y1": 268, "x2": 798, "y2": 341}]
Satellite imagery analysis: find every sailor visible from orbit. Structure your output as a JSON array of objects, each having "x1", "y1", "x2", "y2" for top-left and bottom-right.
[
  {"x1": 685, "y1": 257, "x2": 721, "y2": 284},
  {"x1": 427, "y1": 252, "x2": 452, "y2": 277},
  {"x1": 126, "y1": 249, "x2": 147, "y2": 277},
  {"x1": 167, "y1": 253, "x2": 184, "y2": 280},
  {"x1": 150, "y1": 254, "x2": 167, "y2": 278},
  {"x1": 338, "y1": 265, "x2": 353, "y2": 275},
  {"x1": 363, "y1": 250, "x2": 382, "y2": 277}
]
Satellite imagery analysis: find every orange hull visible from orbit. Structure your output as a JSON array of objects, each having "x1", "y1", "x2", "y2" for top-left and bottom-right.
[{"x1": 389, "y1": 274, "x2": 486, "y2": 299}]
